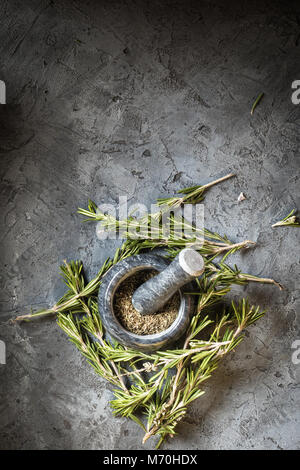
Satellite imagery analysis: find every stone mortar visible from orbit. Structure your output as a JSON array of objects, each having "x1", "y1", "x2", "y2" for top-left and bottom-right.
[{"x1": 97, "y1": 253, "x2": 195, "y2": 351}]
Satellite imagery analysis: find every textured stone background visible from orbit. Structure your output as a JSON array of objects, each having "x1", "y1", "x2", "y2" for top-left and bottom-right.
[{"x1": 0, "y1": 0, "x2": 299, "y2": 450}]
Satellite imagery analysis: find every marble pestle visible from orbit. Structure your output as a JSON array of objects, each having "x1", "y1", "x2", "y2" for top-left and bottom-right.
[{"x1": 131, "y1": 248, "x2": 205, "y2": 315}]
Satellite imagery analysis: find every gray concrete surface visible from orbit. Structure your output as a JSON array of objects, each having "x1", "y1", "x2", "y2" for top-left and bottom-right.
[{"x1": 0, "y1": 0, "x2": 299, "y2": 450}]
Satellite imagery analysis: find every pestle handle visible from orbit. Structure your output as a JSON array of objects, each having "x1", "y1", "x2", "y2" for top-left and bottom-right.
[{"x1": 131, "y1": 248, "x2": 205, "y2": 315}]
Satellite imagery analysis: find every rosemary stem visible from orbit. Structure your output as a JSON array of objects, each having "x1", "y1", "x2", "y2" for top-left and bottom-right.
[
  {"x1": 238, "y1": 274, "x2": 283, "y2": 290},
  {"x1": 201, "y1": 173, "x2": 235, "y2": 190},
  {"x1": 213, "y1": 239, "x2": 255, "y2": 253}
]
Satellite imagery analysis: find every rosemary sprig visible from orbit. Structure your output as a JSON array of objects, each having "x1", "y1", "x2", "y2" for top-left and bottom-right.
[
  {"x1": 272, "y1": 209, "x2": 300, "y2": 228},
  {"x1": 78, "y1": 175, "x2": 235, "y2": 220},
  {"x1": 208, "y1": 261, "x2": 284, "y2": 290},
  {"x1": 141, "y1": 298, "x2": 265, "y2": 445},
  {"x1": 156, "y1": 173, "x2": 235, "y2": 208}
]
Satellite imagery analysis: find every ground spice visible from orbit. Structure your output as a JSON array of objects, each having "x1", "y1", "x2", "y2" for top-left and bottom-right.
[{"x1": 113, "y1": 269, "x2": 180, "y2": 335}]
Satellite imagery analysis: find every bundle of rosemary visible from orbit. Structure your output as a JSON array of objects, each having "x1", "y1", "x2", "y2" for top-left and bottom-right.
[{"x1": 15, "y1": 174, "x2": 282, "y2": 448}]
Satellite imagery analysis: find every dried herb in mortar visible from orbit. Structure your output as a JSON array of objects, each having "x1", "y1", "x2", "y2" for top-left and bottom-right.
[{"x1": 113, "y1": 269, "x2": 180, "y2": 335}]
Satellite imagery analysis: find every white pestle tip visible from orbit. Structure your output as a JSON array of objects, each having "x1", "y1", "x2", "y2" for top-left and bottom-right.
[{"x1": 178, "y1": 248, "x2": 205, "y2": 277}]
